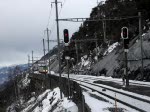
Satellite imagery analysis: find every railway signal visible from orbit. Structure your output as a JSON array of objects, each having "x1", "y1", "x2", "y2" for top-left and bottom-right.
[
  {"x1": 63, "y1": 29, "x2": 69, "y2": 43},
  {"x1": 121, "y1": 27, "x2": 128, "y2": 39},
  {"x1": 121, "y1": 27, "x2": 129, "y2": 87},
  {"x1": 121, "y1": 27, "x2": 129, "y2": 49}
]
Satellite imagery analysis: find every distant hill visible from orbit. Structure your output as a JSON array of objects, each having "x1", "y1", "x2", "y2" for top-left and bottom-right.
[{"x1": 0, "y1": 64, "x2": 28, "y2": 86}]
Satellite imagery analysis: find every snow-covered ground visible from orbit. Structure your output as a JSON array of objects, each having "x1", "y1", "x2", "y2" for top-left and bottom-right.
[
  {"x1": 83, "y1": 91, "x2": 114, "y2": 112},
  {"x1": 60, "y1": 74, "x2": 150, "y2": 111},
  {"x1": 71, "y1": 75, "x2": 150, "y2": 100},
  {"x1": 103, "y1": 42, "x2": 119, "y2": 56},
  {"x1": 83, "y1": 87, "x2": 138, "y2": 112},
  {"x1": 71, "y1": 74, "x2": 150, "y2": 87},
  {"x1": 19, "y1": 73, "x2": 31, "y2": 89},
  {"x1": 21, "y1": 88, "x2": 78, "y2": 112}
]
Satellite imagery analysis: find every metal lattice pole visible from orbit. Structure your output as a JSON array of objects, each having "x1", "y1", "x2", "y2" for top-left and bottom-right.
[{"x1": 54, "y1": 0, "x2": 62, "y2": 99}]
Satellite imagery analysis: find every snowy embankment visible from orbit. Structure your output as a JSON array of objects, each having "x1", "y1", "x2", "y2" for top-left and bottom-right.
[{"x1": 21, "y1": 88, "x2": 78, "y2": 112}]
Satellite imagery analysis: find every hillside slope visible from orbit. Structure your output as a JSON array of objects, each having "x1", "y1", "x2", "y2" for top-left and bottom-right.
[{"x1": 92, "y1": 30, "x2": 150, "y2": 80}]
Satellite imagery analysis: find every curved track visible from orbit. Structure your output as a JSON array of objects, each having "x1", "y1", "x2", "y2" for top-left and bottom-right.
[
  {"x1": 70, "y1": 76, "x2": 150, "y2": 112},
  {"x1": 74, "y1": 75, "x2": 150, "y2": 87}
]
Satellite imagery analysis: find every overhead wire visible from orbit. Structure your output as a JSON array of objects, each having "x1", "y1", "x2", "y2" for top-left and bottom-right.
[
  {"x1": 41, "y1": 0, "x2": 67, "y2": 57},
  {"x1": 46, "y1": 6, "x2": 53, "y2": 28},
  {"x1": 48, "y1": 0, "x2": 67, "y2": 38}
]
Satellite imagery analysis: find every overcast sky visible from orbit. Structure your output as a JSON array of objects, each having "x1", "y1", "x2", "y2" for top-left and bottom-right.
[{"x1": 0, "y1": 0, "x2": 105, "y2": 67}]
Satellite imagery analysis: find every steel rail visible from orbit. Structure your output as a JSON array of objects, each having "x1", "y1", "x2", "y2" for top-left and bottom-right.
[{"x1": 71, "y1": 78, "x2": 150, "y2": 112}]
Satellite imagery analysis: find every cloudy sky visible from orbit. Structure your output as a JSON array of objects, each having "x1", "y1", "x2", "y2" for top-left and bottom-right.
[{"x1": 0, "y1": 0, "x2": 104, "y2": 67}]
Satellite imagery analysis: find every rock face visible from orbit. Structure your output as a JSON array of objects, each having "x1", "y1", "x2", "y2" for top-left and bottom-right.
[{"x1": 91, "y1": 31, "x2": 150, "y2": 79}]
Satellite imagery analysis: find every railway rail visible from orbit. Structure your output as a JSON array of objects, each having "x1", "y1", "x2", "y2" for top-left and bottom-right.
[
  {"x1": 93, "y1": 77, "x2": 150, "y2": 87},
  {"x1": 70, "y1": 76, "x2": 150, "y2": 112},
  {"x1": 74, "y1": 75, "x2": 150, "y2": 87},
  {"x1": 31, "y1": 73, "x2": 150, "y2": 111}
]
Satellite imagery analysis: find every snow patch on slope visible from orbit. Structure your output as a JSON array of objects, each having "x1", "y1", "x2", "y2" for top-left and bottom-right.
[
  {"x1": 22, "y1": 73, "x2": 30, "y2": 88},
  {"x1": 103, "y1": 42, "x2": 119, "y2": 56},
  {"x1": 18, "y1": 73, "x2": 30, "y2": 89},
  {"x1": 21, "y1": 88, "x2": 78, "y2": 112}
]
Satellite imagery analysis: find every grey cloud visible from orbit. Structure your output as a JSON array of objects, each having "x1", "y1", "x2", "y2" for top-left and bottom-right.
[{"x1": 0, "y1": 0, "x2": 99, "y2": 66}]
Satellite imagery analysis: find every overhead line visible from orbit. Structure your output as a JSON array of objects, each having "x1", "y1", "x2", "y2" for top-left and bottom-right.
[
  {"x1": 48, "y1": 0, "x2": 67, "y2": 38},
  {"x1": 46, "y1": 7, "x2": 53, "y2": 28}
]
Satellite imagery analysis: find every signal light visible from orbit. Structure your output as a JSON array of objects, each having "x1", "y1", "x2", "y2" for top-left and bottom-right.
[
  {"x1": 121, "y1": 27, "x2": 128, "y2": 39},
  {"x1": 63, "y1": 29, "x2": 69, "y2": 43}
]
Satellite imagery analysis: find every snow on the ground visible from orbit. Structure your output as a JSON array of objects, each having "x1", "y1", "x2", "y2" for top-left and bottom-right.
[
  {"x1": 97, "y1": 76, "x2": 150, "y2": 86},
  {"x1": 19, "y1": 73, "x2": 30, "y2": 88},
  {"x1": 21, "y1": 87, "x2": 78, "y2": 112},
  {"x1": 53, "y1": 98, "x2": 78, "y2": 112},
  {"x1": 83, "y1": 87, "x2": 138, "y2": 112},
  {"x1": 21, "y1": 90, "x2": 50, "y2": 112},
  {"x1": 37, "y1": 89, "x2": 51, "y2": 101},
  {"x1": 83, "y1": 92, "x2": 114, "y2": 112},
  {"x1": 72, "y1": 75, "x2": 150, "y2": 101},
  {"x1": 6, "y1": 103, "x2": 17, "y2": 112},
  {"x1": 69, "y1": 74, "x2": 150, "y2": 111},
  {"x1": 72, "y1": 74, "x2": 150, "y2": 86},
  {"x1": 81, "y1": 55, "x2": 90, "y2": 67},
  {"x1": 103, "y1": 42, "x2": 119, "y2": 56},
  {"x1": 74, "y1": 55, "x2": 92, "y2": 72},
  {"x1": 27, "y1": 97, "x2": 36, "y2": 104},
  {"x1": 50, "y1": 71, "x2": 55, "y2": 75}
]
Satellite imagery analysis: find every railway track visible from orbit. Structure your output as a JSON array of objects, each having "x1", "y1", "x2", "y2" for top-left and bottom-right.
[
  {"x1": 74, "y1": 75, "x2": 150, "y2": 87},
  {"x1": 31, "y1": 73, "x2": 150, "y2": 111},
  {"x1": 70, "y1": 77, "x2": 150, "y2": 112}
]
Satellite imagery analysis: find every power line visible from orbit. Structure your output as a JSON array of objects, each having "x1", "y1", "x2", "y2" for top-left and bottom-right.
[
  {"x1": 46, "y1": 7, "x2": 53, "y2": 28},
  {"x1": 48, "y1": 0, "x2": 67, "y2": 38},
  {"x1": 59, "y1": 0, "x2": 67, "y2": 15}
]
